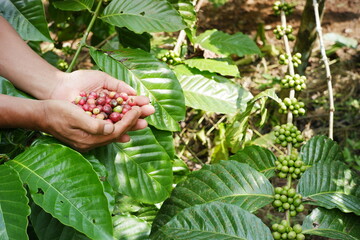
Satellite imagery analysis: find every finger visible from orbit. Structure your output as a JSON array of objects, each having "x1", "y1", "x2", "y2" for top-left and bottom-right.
[
  {"x1": 72, "y1": 108, "x2": 115, "y2": 135},
  {"x1": 112, "y1": 106, "x2": 141, "y2": 134},
  {"x1": 132, "y1": 95, "x2": 150, "y2": 106},
  {"x1": 103, "y1": 74, "x2": 137, "y2": 95},
  {"x1": 139, "y1": 104, "x2": 155, "y2": 118},
  {"x1": 117, "y1": 134, "x2": 131, "y2": 143},
  {"x1": 127, "y1": 119, "x2": 148, "y2": 132}
]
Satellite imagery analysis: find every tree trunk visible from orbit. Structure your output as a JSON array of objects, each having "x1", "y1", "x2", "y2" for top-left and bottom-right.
[{"x1": 293, "y1": 0, "x2": 326, "y2": 75}]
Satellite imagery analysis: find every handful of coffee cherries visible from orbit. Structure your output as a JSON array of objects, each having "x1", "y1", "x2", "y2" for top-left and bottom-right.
[{"x1": 72, "y1": 91, "x2": 138, "y2": 123}]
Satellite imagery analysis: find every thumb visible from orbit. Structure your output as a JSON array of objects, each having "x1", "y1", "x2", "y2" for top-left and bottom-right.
[{"x1": 74, "y1": 111, "x2": 114, "y2": 135}]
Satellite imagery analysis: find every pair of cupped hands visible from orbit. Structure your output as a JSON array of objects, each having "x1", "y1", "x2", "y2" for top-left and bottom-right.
[{"x1": 42, "y1": 70, "x2": 154, "y2": 151}]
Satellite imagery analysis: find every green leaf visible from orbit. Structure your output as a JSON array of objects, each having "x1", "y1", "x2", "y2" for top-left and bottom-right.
[
  {"x1": 92, "y1": 128, "x2": 173, "y2": 204},
  {"x1": 195, "y1": 29, "x2": 261, "y2": 57},
  {"x1": 300, "y1": 135, "x2": 344, "y2": 166},
  {"x1": 30, "y1": 202, "x2": 89, "y2": 240},
  {"x1": 302, "y1": 207, "x2": 360, "y2": 240},
  {"x1": 225, "y1": 88, "x2": 281, "y2": 153},
  {"x1": 151, "y1": 161, "x2": 274, "y2": 234},
  {"x1": 229, "y1": 145, "x2": 276, "y2": 178},
  {"x1": 298, "y1": 161, "x2": 360, "y2": 215},
  {"x1": 100, "y1": 0, "x2": 186, "y2": 34},
  {"x1": 113, "y1": 215, "x2": 151, "y2": 240},
  {"x1": 0, "y1": 77, "x2": 33, "y2": 99},
  {"x1": 153, "y1": 202, "x2": 273, "y2": 240},
  {"x1": 150, "y1": 126, "x2": 175, "y2": 160},
  {"x1": 0, "y1": 0, "x2": 52, "y2": 41},
  {"x1": 173, "y1": 64, "x2": 252, "y2": 114},
  {"x1": 183, "y1": 58, "x2": 240, "y2": 77},
  {"x1": 168, "y1": 0, "x2": 196, "y2": 27},
  {"x1": 0, "y1": 165, "x2": 30, "y2": 240},
  {"x1": 90, "y1": 47, "x2": 185, "y2": 131},
  {"x1": 52, "y1": 0, "x2": 94, "y2": 12},
  {"x1": 116, "y1": 27, "x2": 152, "y2": 52},
  {"x1": 6, "y1": 144, "x2": 113, "y2": 240}
]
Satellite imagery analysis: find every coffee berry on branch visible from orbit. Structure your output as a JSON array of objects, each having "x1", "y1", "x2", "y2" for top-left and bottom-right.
[
  {"x1": 278, "y1": 53, "x2": 302, "y2": 67},
  {"x1": 72, "y1": 91, "x2": 138, "y2": 123},
  {"x1": 272, "y1": 220, "x2": 305, "y2": 240},
  {"x1": 273, "y1": 25, "x2": 295, "y2": 41},
  {"x1": 281, "y1": 74, "x2": 306, "y2": 91},
  {"x1": 273, "y1": 186, "x2": 304, "y2": 216},
  {"x1": 273, "y1": 123, "x2": 304, "y2": 148},
  {"x1": 279, "y1": 97, "x2": 306, "y2": 116},
  {"x1": 159, "y1": 50, "x2": 183, "y2": 65},
  {"x1": 275, "y1": 152, "x2": 307, "y2": 179},
  {"x1": 272, "y1": 1, "x2": 295, "y2": 16}
]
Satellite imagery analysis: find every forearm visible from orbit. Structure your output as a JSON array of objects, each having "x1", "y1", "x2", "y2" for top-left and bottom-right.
[
  {"x1": 0, "y1": 94, "x2": 44, "y2": 130},
  {"x1": 0, "y1": 16, "x2": 65, "y2": 100}
]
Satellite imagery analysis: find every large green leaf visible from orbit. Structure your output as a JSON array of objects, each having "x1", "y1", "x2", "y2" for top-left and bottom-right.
[
  {"x1": 0, "y1": 165, "x2": 30, "y2": 240},
  {"x1": 302, "y1": 207, "x2": 360, "y2": 240},
  {"x1": 168, "y1": 0, "x2": 196, "y2": 27},
  {"x1": 100, "y1": 0, "x2": 186, "y2": 34},
  {"x1": 298, "y1": 161, "x2": 360, "y2": 215},
  {"x1": 92, "y1": 128, "x2": 173, "y2": 204},
  {"x1": 30, "y1": 202, "x2": 89, "y2": 240},
  {"x1": 151, "y1": 161, "x2": 274, "y2": 234},
  {"x1": 153, "y1": 202, "x2": 273, "y2": 240},
  {"x1": 53, "y1": 0, "x2": 94, "y2": 11},
  {"x1": 300, "y1": 135, "x2": 343, "y2": 166},
  {"x1": 6, "y1": 144, "x2": 113, "y2": 240},
  {"x1": 0, "y1": 0, "x2": 52, "y2": 41},
  {"x1": 183, "y1": 58, "x2": 240, "y2": 77},
  {"x1": 150, "y1": 126, "x2": 175, "y2": 160},
  {"x1": 113, "y1": 215, "x2": 151, "y2": 240},
  {"x1": 195, "y1": 29, "x2": 261, "y2": 57},
  {"x1": 90, "y1": 47, "x2": 185, "y2": 131},
  {"x1": 116, "y1": 27, "x2": 152, "y2": 52},
  {"x1": 173, "y1": 64, "x2": 252, "y2": 114},
  {"x1": 229, "y1": 145, "x2": 276, "y2": 178}
]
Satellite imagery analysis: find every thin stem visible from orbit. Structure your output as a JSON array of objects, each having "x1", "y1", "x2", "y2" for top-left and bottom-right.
[
  {"x1": 66, "y1": 0, "x2": 103, "y2": 72},
  {"x1": 313, "y1": 0, "x2": 334, "y2": 139}
]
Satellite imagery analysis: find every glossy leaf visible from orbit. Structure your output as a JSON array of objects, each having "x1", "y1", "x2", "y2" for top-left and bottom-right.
[
  {"x1": 298, "y1": 161, "x2": 360, "y2": 215},
  {"x1": 229, "y1": 145, "x2": 277, "y2": 178},
  {"x1": 116, "y1": 27, "x2": 151, "y2": 52},
  {"x1": 53, "y1": 0, "x2": 93, "y2": 11},
  {"x1": 302, "y1": 207, "x2": 360, "y2": 240},
  {"x1": 92, "y1": 128, "x2": 173, "y2": 204},
  {"x1": 151, "y1": 161, "x2": 274, "y2": 234},
  {"x1": 173, "y1": 64, "x2": 252, "y2": 113},
  {"x1": 7, "y1": 144, "x2": 113, "y2": 240},
  {"x1": 113, "y1": 215, "x2": 151, "y2": 240},
  {"x1": 168, "y1": 0, "x2": 196, "y2": 27},
  {"x1": 0, "y1": 0, "x2": 52, "y2": 41},
  {"x1": 300, "y1": 135, "x2": 343, "y2": 166},
  {"x1": 184, "y1": 58, "x2": 240, "y2": 77},
  {"x1": 101, "y1": 0, "x2": 186, "y2": 34},
  {"x1": 195, "y1": 29, "x2": 261, "y2": 57},
  {"x1": 30, "y1": 202, "x2": 89, "y2": 240},
  {"x1": 90, "y1": 47, "x2": 185, "y2": 131},
  {"x1": 0, "y1": 165, "x2": 30, "y2": 240},
  {"x1": 153, "y1": 202, "x2": 273, "y2": 240},
  {"x1": 150, "y1": 126, "x2": 175, "y2": 160}
]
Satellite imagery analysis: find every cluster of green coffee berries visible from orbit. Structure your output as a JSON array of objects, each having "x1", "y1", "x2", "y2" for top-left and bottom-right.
[
  {"x1": 274, "y1": 123, "x2": 304, "y2": 148},
  {"x1": 279, "y1": 97, "x2": 306, "y2": 116},
  {"x1": 281, "y1": 74, "x2": 306, "y2": 91},
  {"x1": 273, "y1": 1, "x2": 295, "y2": 16},
  {"x1": 159, "y1": 50, "x2": 183, "y2": 65},
  {"x1": 278, "y1": 53, "x2": 302, "y2": 67},
  {"x1": 275, "y1": 153, "x2": 307, "y2": 179},
  {"x1": 273, "y1": 25, "x2": 295, "y2": 41},
  {"x1": 273, "y1": 186, "x2": 304, "y2": 215},
  {"x1": 272, "y1": 220, "x2": 305, "y2": 240}
]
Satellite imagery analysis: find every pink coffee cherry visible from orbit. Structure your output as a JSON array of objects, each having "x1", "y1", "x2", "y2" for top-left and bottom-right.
[
  {"x1": 119, "y1": 92, "x2": 128, "y2": 101},
  {"x1": 109, "y1": 112, "x2": 122, "y2": 123}
]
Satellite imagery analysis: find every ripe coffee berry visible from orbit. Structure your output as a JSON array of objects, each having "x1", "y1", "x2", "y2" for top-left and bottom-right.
[{"x1": 72, "y1": 91, "x2": 139, "y2": 123}]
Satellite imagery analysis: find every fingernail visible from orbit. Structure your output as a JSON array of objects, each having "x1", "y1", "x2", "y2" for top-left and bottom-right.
[{"x1": 104, "y1": 123, "x2": 114, "y2": 135}]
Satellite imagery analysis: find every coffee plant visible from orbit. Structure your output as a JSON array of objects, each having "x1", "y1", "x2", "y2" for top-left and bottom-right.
[{"x1": 0, "y1": 0, "x2": 359, "y2": 240}]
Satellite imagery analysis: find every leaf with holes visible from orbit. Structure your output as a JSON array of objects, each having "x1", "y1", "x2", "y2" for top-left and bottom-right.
[
  {"x1": 298, "y1": 161, "x2": 360, "y2": 215},
  {"x1": 0, "y1": 0, "x2": 51, "y2": 41},
  {"x1": 151, "y1": 160, "x2": 274, "y2": 234},
  {"x1": 229, "y1": 145, "x2": 277, "y2": 178},
  {"x1": 90, "y1": 47, "x2": 185, "y2": 131},
  {"x1": 300, "y1": 135, "x2": 343, "y2": 166},
  {"x1": 6, "y1": 144, "x2": 113, "y2": 240},
  {"x1": 173, "y1": 64, "x2": 252, "y2": 114},
  {"x1": 52, "y1": 0, "x2": 94, "y2": 12},
  {"x1": 92, "y1": 128, "x2": 173, "y2": 204},
  {"x1": 0, "y1": 165, "x2": 30, "y2": 240},
  {"x1": 302, "y1": 207, "x2": 360, "y2": 240},
  {"x1": 100, "y1": 0, "x2": 186, "y2": 34},
  {"x1": 152, "y1": 201, "x2": 273, "y2": 239}
]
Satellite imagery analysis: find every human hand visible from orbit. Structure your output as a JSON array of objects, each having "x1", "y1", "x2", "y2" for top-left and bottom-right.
[{"x1": 39, "y1": 99, "x2": 148, "y2": 151}]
